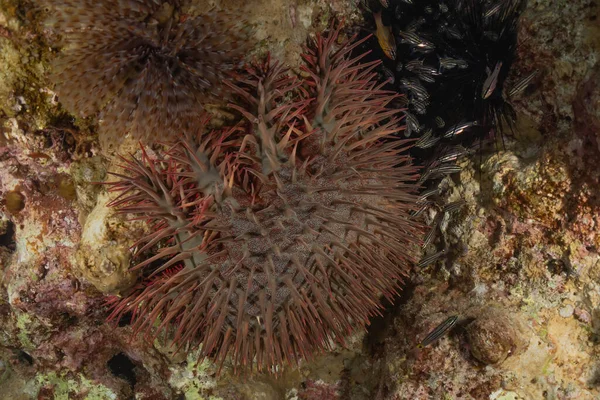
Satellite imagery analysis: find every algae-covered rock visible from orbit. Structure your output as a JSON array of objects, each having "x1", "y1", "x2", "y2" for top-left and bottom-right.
[
  {"x1": 70, "y1": 155, "x2": 107, "y2": 213},
  {"x1": 35, "y1": 371, "x2": 118, "y2": 400},
  {"x1": 0, "y1": 1, "x2": 60, "y2": 132},
  {"x1": 466, "y1": 308, "x2": 527, "y2": 365},
  {"x1": 75, "y1": 193, "x2": 140, "y2": 294}
]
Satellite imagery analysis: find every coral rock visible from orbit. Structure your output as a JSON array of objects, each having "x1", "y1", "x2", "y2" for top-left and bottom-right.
[
  {"x1": 466, "y1": 307, "x2": 525, "y2": 365},
  {"x1": 76, "y1": 193, "x2": 141, "y2": 293}
]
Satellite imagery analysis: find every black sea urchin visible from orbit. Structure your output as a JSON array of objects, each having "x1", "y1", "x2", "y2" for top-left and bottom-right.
[
  {"x1": 46, "y1": 0, "x2": 248, "y2": 146},
  {"x1": 365, "y1": 0, "x2": 526, "y2": 155},
  {"x1": 105, "y1": 24, "x2": 422, "y2": 372},
  {"x1": 357, "y1": 0, "x2": 527, "y2": 258}
]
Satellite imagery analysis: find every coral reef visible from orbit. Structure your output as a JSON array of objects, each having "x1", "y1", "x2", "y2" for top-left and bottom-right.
[
  {"x1": 1, "y1": 0, "x2": 599, "y2": 398},
  {"x1": 45, "y1": 0, "x2": 250, "y2": 147},
  {"x1": 106, "y1": 23, "x2": 421, "y2": 373}
]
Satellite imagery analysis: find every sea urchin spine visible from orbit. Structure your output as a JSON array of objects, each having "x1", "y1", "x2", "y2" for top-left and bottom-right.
[{"x1": 105, "y1": 23, "x2": 422, "y2": 373}]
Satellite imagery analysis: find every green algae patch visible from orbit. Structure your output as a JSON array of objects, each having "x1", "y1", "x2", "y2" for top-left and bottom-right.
[
  {"x1": 36, "y1": 371, "x2": 117, "y2": 400},
  {"x1": 79, "y1": 375, "x2": 118, "y2": 400},
  {"x1": 168, "y1": 352, "x2": 222, "y2": 400},
  {"x1": 15, "y1": 312, "x2": 34, "y2": 350},
  {"x1": 490, "y1": 389, "x2": 522, "y2": 400}
]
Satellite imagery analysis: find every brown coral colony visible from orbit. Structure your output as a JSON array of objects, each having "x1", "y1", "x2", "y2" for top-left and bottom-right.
[{"x1": 47, "y1": 0, "x2": 247, "y2": 145}]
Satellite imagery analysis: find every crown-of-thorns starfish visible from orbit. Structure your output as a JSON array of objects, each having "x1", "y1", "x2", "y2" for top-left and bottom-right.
[{"x1": 105, "y1": 22, "x2": 422, "y2": 373}]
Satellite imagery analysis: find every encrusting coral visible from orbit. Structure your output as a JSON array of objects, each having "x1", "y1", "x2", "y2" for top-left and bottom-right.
[
  {"x1": 45, "y1": 0, "x2": 249, "y2": 147},
  {"x1": 104, "y1": 23, "x2": 422, "y2": 373}
]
